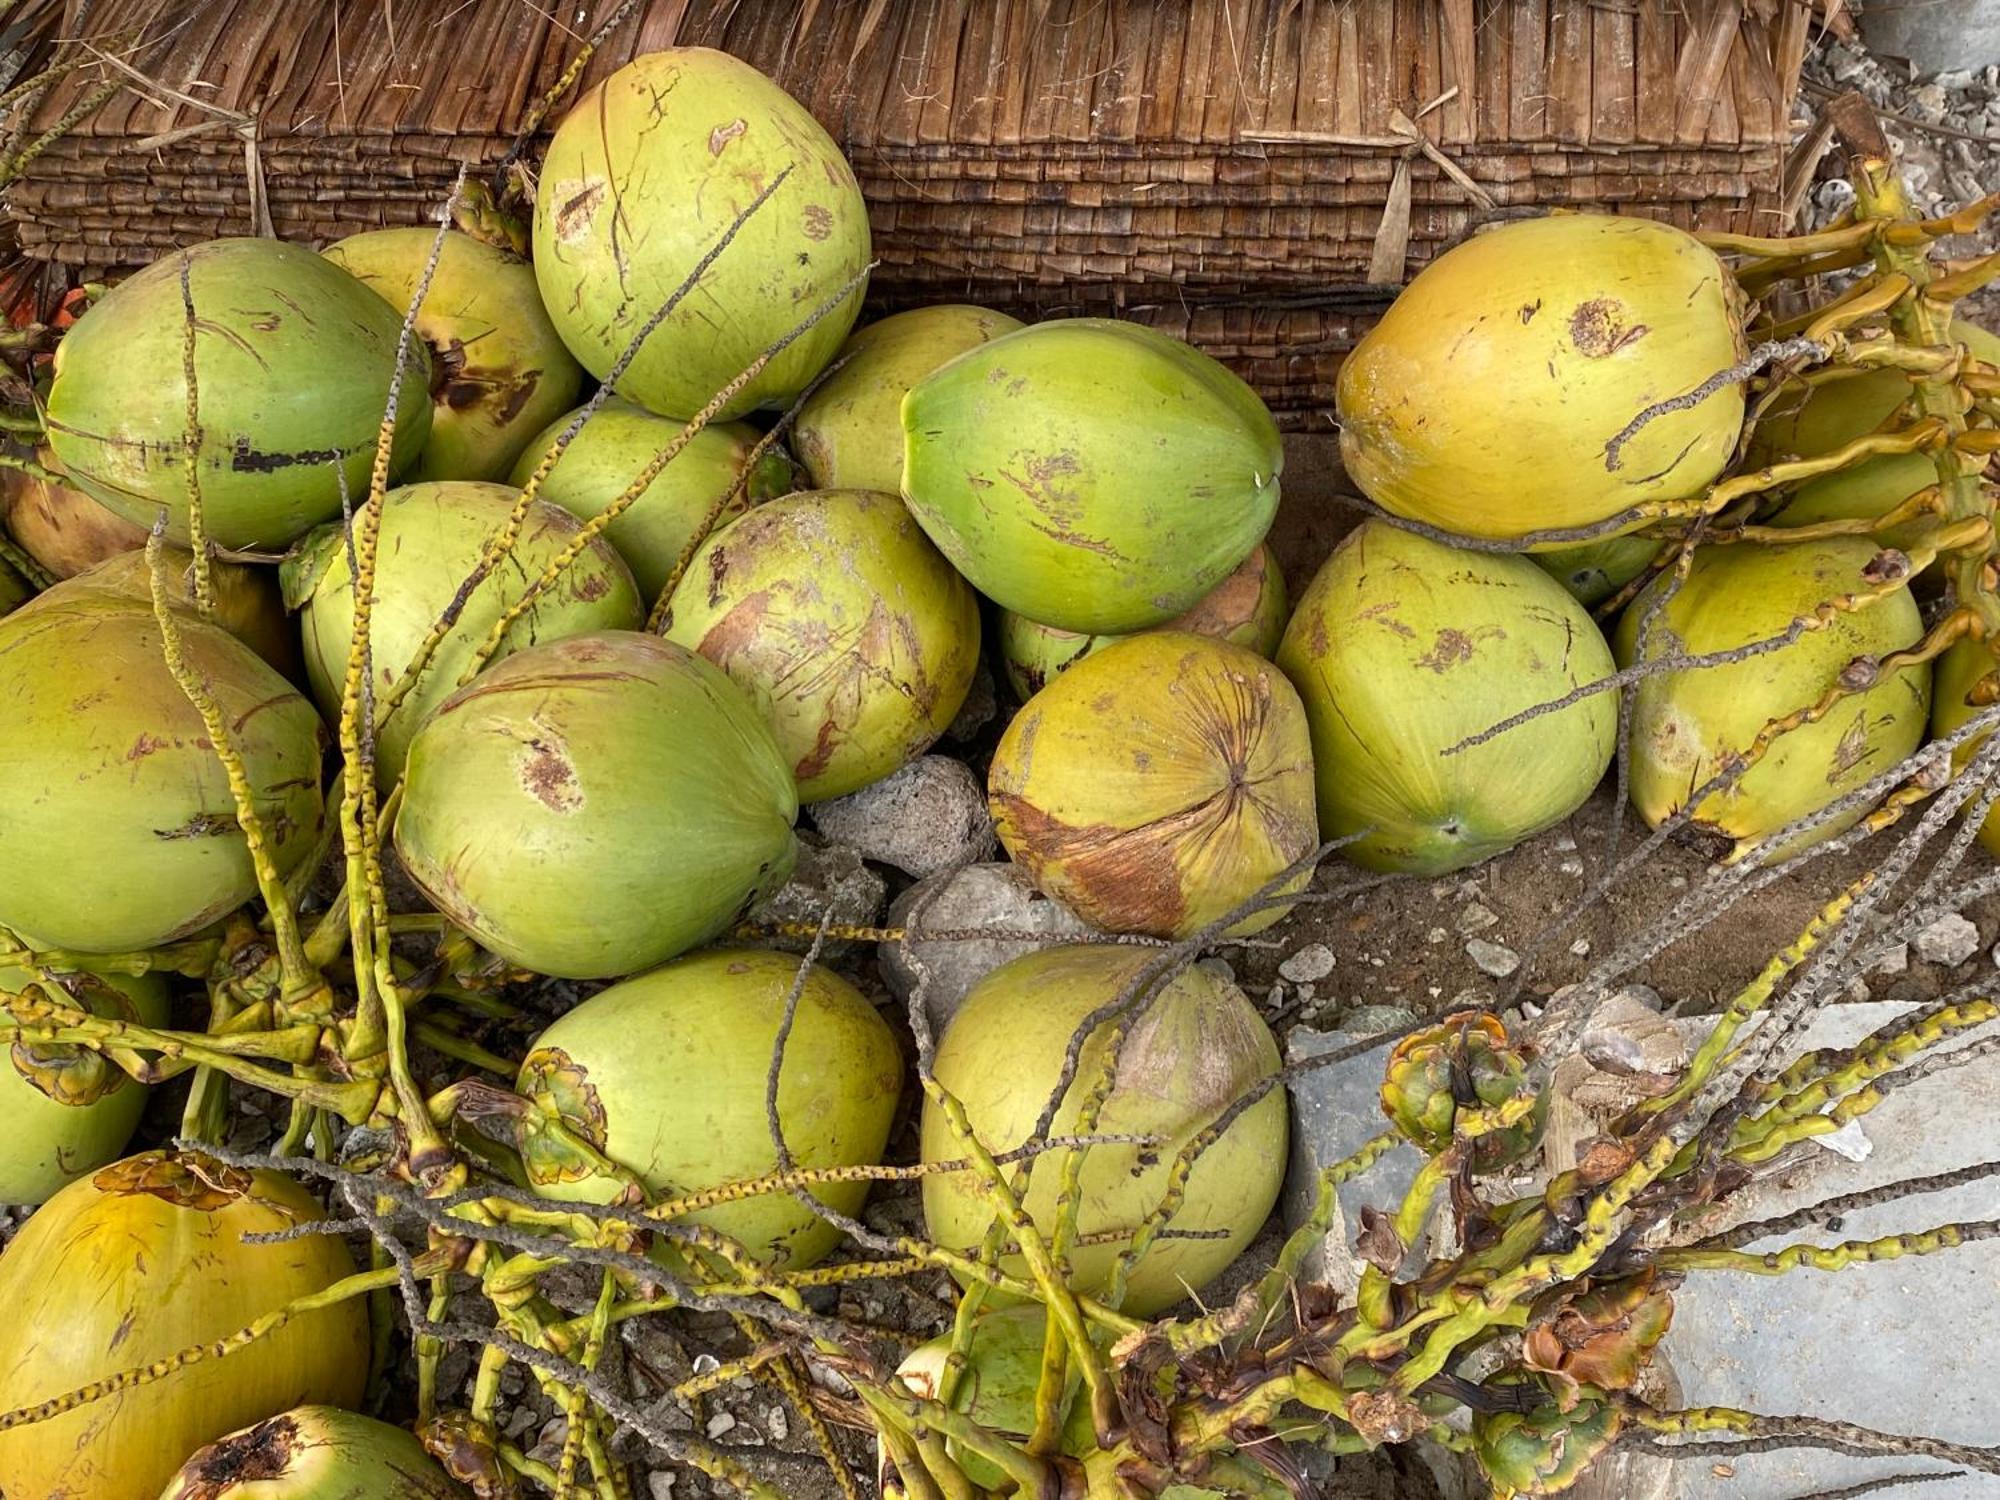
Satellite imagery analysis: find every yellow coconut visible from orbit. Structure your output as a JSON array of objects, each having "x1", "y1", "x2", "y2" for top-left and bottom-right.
[
  {"x1": 67, "y1": 546, "x2": 303, "y2": 682},
  {"x1": 1337, "y1": 214, "x2": 1746, "y2": 542},
  {"x1": 1930, "y1": 636, "x2": 2000, "y2": 855},
  {"x1": 998, "y1": 541, "x2": 1289, "y2": 700},
  {"x1": 0, "y1": 444, "x2": 149, "y2": 578},
  {"x1": 988, "y1": 631, "x2": 1318, "y2": 939},
  {"x1": 1616, "y1": 538, "x2": 1930, "y2": 857},
  {"x1": 921, "y1": 945, "x2": 1285, "y2": 1316}
]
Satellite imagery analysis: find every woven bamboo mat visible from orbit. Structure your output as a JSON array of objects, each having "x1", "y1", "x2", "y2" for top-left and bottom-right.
[{"x1": 6, "y1": 0, "x2": 1822, "y2": 426}]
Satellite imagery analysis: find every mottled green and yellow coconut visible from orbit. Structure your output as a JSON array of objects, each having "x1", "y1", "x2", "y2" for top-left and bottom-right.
[
  {"x1": 1616, "y1": 538, "x2": 1929, "y2": 857},
  {"x1": 1276, "y1": 521, "x2": 1618, "y2": 875},
  {"x1": 533, "y1": 49, "x2": 870, "y2": 420},
  {"x1": 71, "y1": 546, "x2": 302, "y2": 682},
  {"x1": 998, "y1": 541, "x2": 1289, "y2": 699},
  {"x1": 902, "y1": 319, "x2": 1283, "y2": 633},
  {"x1": 324, "y1": 227, "x2": 583, "y2": 482},
  {"x1": 394, "y1": 632, "x2": 797, "y2": 979},
  {"x1": 661, "y1": 489, "x2": 981, "y2": 800},
  {"x1": 1337, "y1": 215, "x2": 1746, "y2": 541},
  {"x1": 161, "y1": 1407, "x2": 470, "y2": 1500},
  {"x1": 45, "y1": 239, "x2": 432, "y2": 550},
  {"x1": 282, "y1": 480, "x2": 642, "y2": 785},
  {"x1": 0, "y1": 965, "x2": 169, "y2": 1205},
  {"x1": 794, "y1": 304, "x2": 1023, "y2": 492},
  {"x1": 921, "y1": 945, "x2": 1285, "y2": 1316},
  {"x1": 0, "y1": 1152, "x2": 369, "y2": 1499},
  {"x1": 512, "y1": 396, "x2": 795, "y2": 601},
  {"x1": 0, "y1": 583, "x2": 326, "y2": 953},
  {"x1": 989, "y1": 632, "x2": 1317, "y2": 939},
  {"x1": 0, "y1": 444, "x2": 149, "y2": 578},
  {"x1": 1929, "y1": 636, "x2": 2000, "y2": 855},
  {"x1": 518, "y1": 948, "x2": 901, "y2": 1269},
  {"x1": 1531, "y1": 533, "x2": 1665, "y2": 608}
]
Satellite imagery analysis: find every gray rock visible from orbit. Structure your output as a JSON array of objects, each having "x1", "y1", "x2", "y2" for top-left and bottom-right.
[
  {"x1": 1465, "y1": 937, "x2": 1520, "y2": 978},
  {"x1": 1456, "y1": 902, "x2": 1499, "y2": 934},
  {"x1": 1863, "y1": 0, "x2": 2000, "y2": 73},
  {"x1": 1278, "y1": 942, "x2": 1336, "y2": 984},
  {"x1": 808, "y1": 755, "x2": 995, "y2": 878},
  {"x1": 1914, "y1": 912, "x2": 1980, "y2": 967},
  {"x1": 879, "y1": 862, "x2": 1095, "y2": 1033},
  {"x1": 1341, "y1": 1003, "x2": 1419, "y2": 1037},
  {"x1": 944, "y1": 658, "x2": 998, "y2": 743},
  {"x1": 1873, "y1": 942, "x2": 1911, "y2": 977},
  {"x1": 747, "y1": 834, "x2": 888, "y2": 956},
  {"x1": 648, "y1": 1474, "x2": 678, "y2": 1499}
]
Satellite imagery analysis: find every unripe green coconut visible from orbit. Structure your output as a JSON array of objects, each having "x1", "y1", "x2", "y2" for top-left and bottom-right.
[
  {"x1": 1276, "y1": 520, "x2": 1618, "y2": 875},
  {"x1": 902, "y1": 319, "x2": 1283, "y2": 633},
  {"x1": 0, "y1": 1152, "x2": 369, "y2": 1499},
  {"x1": 1531, "y1": 533, "x2": 1665, "y2": 608},
  {"x1": 533, "y1": 49, "x2": 870, "y2": 421},
  {"x1": 281, "y1": 480, "x2": 642, "y2": 785},
  {"x1": 511, "y1": 396, "x2": 795, "y2": 601},
  {"x1": 998, "y1": 541, "x2": 1289, "y2": 699},
  {"x1": 519, "y1": 948, "x2": 902, "y2": 1269},
  {"x1": 1616, "y1": 538, "x2": 1929, "y2": 858},
  {"x1": 1929, "y1": 636, "x2": 2000, "y2": 855},
  {"x1": 989, "y1": 632, "x2": 1317, "y2": 938},
  {"x1": 45, "y1": 238, "x2": 432, "y2": 550},
  {"x1": 1337, "y1": 215, "x2": 1746, "y2": 542},
  {"x1": 74, "y1": 546, "x2": 303, "y2": 681},
  {"x1": 0, "y1": 584, "x2": 326, "y2": 953},
  {"x1": 324, "y1": 227, "x2": 583, "y2": 483},
  {"x1": 921, "y1": 945, "x2": 1285, "y2": 1316},
  {"x1": 0, "y1": 965, "x2": 169, "y2": 1205},
  {"x1": 661, "y1": 488, "x2": 981, "y2": 800},
  {"x1": 160, "y1": 1406, "x2": 469, "y2": 1499},
  {"x1": 394, "y1": 631, "x2": 798, "y2": 979},
  {"x1": 794, "y1": 304, "x2": 1023, "y2": 492}
]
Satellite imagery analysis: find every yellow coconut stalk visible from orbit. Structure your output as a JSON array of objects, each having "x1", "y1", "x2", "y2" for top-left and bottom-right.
[
  {"x1": 988, "y1": 631, "x2": 1317, "y2": 939},
  {"x1": 1337, "y1": 214, "x2": 1746, "y2": 541}
]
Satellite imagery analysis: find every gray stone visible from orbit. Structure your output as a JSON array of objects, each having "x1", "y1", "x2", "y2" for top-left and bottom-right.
[
  {"x1": 879, "y1": 862, "x2": 1095, "y2": 1033},
  {"x1": 1665, "y1": 1002, "x2": 2000, "y2": 1498},
  {"x1": 808, "y1": 755, "x2": 995, "y2": 878},
  {"x1": 1465, "y1": 937, "x2": 1520, "y2": 977},
  {"x1": 1873, "y1": 942, "x2": 1910, "y2": 977},
  {"x1": 1278, "y1": 942, "x2": 1336, "y2": 984},
  {"x1": 648, "y1": 1474, "x2": 678, "y2": 1499},
  {"x1": 944, "y1": 658, "x2": 998, "y2": 743},
  {"x1": 1914, "y1": 912, "x2": 1981, "y2": 967},
  {"x1": 1341, "y1": 1003, "x2": 1418, "y2": 1037},
  {"x1": 1456, "y1": 902, "x2": 1499, "y2": 934},
  {"x1": 1862, "y1": 0, "x2": 2000, "y2": 73},
  {"x1": 747, "y1": 834, "x2": 888, "y2": 956}
]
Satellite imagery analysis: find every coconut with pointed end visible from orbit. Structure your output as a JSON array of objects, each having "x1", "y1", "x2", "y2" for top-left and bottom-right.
[
  {"x1": 44, "y1": 238, "x2": 431, "y2": 549},
  {"x1": 1337, "y1": 214, "x2": 1746, "y2": 541},
  {"x1": 661, "y1": 488, "x2": 981, "y2": 800},
  {"x1": 902, "y1": 318, "x2": 1283, "y2": 634},
  {"x1": 282, "y1": 480, "x2": 642, "y2": 785},
  {"x1": 160, "y1": 1406, "x2": 469, "y2": 1499},
  {"x1": 512, "y1": 396, "x2": 795, "y2": 601},
  {"x1": 394, "y1": 632, "x2": 798, "y2": 979},
  {"x1": 921, "y1": 945, "x2": 1286, "y2": 1316},
  {"x1": 324, "y1": 226, "x2": 583, "y2": 482},
  {"x1": 1276, "y1": 520, "x2": 1618, "y2": 875},
  {"x1": 1616, "y1": 537, "x2": 1929, "y2": 858},
  {"x1": 518, "y1": 948, "x2": 901, "y2": 1269},
  {"x1": 988, "y1": 631, "x2": 1317, "y2": 939},
  {"x1": 793, "y1": 304, "x2": 1023, "y2": 492},
  {"x1": 533, "y1": 49, "x2": 870, "y2": 421}
]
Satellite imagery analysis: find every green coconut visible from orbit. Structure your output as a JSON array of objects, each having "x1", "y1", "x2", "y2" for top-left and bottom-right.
[
  {"x1": 394, "y1": 631, "x2": 798, "y2": 979},
  {"x1": 324, "y1": 227, "x2": 584, "y2": 483},
  {"x1": 660, "y1": 488, "x2": 981, "y2": 800},
  {"x1": 0, "y1": 1152, "x2": 370, "y2": 1499},
  {"x1": 0, "y1": 965, "x2": 169, "y2": 1205},
  {"x1": 1276, "y1": 520, "x2": 1618, "y2": 875},
  {"x1": 281, "y1": 479, "x2": 642, "y2": 785},
  {"x1": 1531, "y1": 533, "x2": 1665, "y2": 608},
  {"x1": 71, "y1": 546, "x2": 303, "y2": 681},
  {"x1": 45, "y1": 238, "x2": 432, "y2": 550},
  {"x1": 1927, "y1": 636, "x2": 2000, "y2": 855},
  {"x1": 512, "y1": 396, "x2": 795, "y2": 601},
  {"x1": 998, "y1": 541, "x2": 1289, "y2": 699},
  {"x1": 519, "y1": 948, "x2": 901, "y2": 1269},
  {"x1": 902, "y1": 318, "x2": 1283, "y2": 634},
  {"x1": 533, "y1": 49, "x2": 870, "y2": 421},
  {"x1": 160, "y1": 1406, "x2": 469, "y2": 1499},
  {"x1": 0, "y1": 552, "x2": 28, "y2": 616},
  {"x1": 1337, "y1": 214, "x2": 1746, "y2": 542},
  {"x1": 794, "y1": 304, "x2": 1024, "y2": 492},
  {"x1": 921, "y1": 945, "x2": 1286, "y2": 1316},
  {"x1": 989, "y1": 632, "x2": 1318, "y2": 939},
  {"x1": 1616, "y1": 537, "x2": 1930, "y2": 858},
  {"x1": 0, "y1": 583, "x2": 327, "y2": 954}
]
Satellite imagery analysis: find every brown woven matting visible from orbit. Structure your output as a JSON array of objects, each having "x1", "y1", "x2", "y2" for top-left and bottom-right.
[{"x1": 7, "y1": 0, "x2": 1821, "y2": 426}]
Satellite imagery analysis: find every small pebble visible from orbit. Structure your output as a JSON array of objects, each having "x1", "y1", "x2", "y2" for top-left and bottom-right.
[
  {"x1": 1553, "y1": 832, "x2": 1578, "y2": 852},
  {"x1": 1558, "y1": 857, "x2": 1584, "y2": 877},
  {"x1": 1914, "y1": 913, "x2": 1980, "y2": 968},
  {"x1": 1874, "y1": 943, "x2": 1910, "y2": 977},
  {"x1": 1569, "y1": 937, "x2": 1590, "y2": 957},
  {"x1": 649, "y1": 1474, "x2": 678, "y2": 1499},
  {"x1": 1465, "y1": 938, "x2": 1520, "y2": 978},
  {"x1": 1426, "y1": 926, "x2": 1447, "y2": 944},
  {"x1": 767, "y1": 1405, "x2": 790, "y2": 1443},
  {"x1": 1457, "y1": 902, "x2": 1499, "y2": 934},
  {"x1": 706, "y1": 1411, "x2": 738, "y2": 1439},
  {"x1": 1278, "y1": 943, "x2": 1336, "y2": 983}
]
